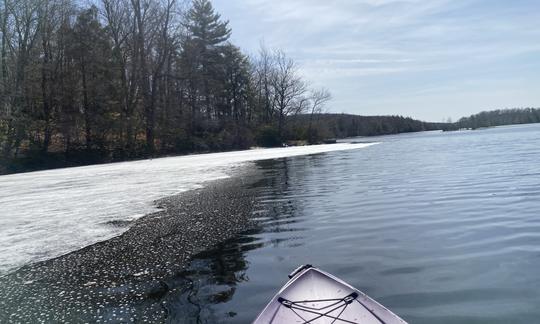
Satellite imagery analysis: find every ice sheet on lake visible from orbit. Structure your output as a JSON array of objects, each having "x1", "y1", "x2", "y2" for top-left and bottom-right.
[{"x1": 0, "y1": 143, "x2": 375, "y2": 275}]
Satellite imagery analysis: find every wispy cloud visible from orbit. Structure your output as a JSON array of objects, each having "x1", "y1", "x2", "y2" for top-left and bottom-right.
[{"x1": 213, "y1": 0, "x2": 540, "y2": 120}]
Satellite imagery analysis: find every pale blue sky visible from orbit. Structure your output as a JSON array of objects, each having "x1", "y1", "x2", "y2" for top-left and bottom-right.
[{"x1": 212, "y1": 0, "x2": 540, "y2": 122}]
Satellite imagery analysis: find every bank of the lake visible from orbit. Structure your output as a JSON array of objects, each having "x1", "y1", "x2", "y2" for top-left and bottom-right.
[
  {"x1": 0, "y1": 168, "x2": 262, "y2": 323},
  {"x1": 0, "y1": 143, "x2": 374, "y2": 276}
]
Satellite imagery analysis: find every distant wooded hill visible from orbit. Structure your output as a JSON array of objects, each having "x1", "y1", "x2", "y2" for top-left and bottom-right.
[
  {"x1": 288, "y1": 114, "x2": 451, "y2": 140},
  {"x1": 455, "y1": 108, "x2": 540, "y2": 130},
  {"x1": 289, "y1": 108, "x2": 540, "y2": 140}
]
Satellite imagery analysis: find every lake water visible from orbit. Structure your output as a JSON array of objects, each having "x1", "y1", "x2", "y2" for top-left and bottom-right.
[{"x1": 177, "y1": 124, "x2": 540, "y2": 323}]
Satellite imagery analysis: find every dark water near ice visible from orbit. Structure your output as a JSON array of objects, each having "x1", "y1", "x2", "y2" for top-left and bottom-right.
[{"x1": 178, "y1": 124, "x2": 540, "y2": 323}]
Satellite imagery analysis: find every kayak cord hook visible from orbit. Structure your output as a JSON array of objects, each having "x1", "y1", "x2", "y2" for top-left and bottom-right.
[{"x1": 275, "y1": 292, "x2": 382, "y2": 324}]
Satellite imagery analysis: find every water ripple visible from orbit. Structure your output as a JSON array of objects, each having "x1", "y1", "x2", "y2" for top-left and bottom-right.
[{"x1": 177, "y1": 124, "x2": 540, "y2": 324}]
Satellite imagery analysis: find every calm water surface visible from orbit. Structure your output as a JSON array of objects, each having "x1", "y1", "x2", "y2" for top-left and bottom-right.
[{"x1": 177, "y1": 124, "x2": 540, "y2": 323}]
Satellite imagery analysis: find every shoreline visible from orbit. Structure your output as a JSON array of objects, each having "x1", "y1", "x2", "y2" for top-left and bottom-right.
[
  {"x1": 0, "y1": 142, "x2": 373, "y2": 177},
  {"x1": 0, "y1": 165, "x2": 265, "y2": 323},
  {"x1": 0, "y1": 142, "x2": 374, "y2": 277},
  {"x1": 1, "y1": 142, "x2": 364, "y2": 176}
]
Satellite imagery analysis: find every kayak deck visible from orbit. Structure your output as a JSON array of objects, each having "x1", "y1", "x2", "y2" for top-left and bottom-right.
[{"x1": 253, "y1": 265, "x2": 407, "y2": 324}]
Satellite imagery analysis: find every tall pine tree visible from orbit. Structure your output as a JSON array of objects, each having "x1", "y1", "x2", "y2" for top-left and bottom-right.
[{"x1": 181, "y1": 0, "x2": 231, "y2": 123}]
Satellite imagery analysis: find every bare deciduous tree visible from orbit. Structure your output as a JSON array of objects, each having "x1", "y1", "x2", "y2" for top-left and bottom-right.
[
  {"x1": 271, "y1": 49, "x2": 307, "y2": 141},
  {"x1": 307, "y1": 88, "x2": 331, "y2": 143}
]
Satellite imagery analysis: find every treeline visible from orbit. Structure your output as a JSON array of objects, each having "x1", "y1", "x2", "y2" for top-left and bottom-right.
[
  {"x1": 289, "y1": 114, "x2": 450, "y2": 140},
  {"x1": 0, "y1": 0, "x2": 333, "y2": 173},
  {"x1": 456, "y1": 108, "x2": 540, "y2": 130}
]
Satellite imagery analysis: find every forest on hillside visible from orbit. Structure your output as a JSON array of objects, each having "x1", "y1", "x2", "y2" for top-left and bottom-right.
[
  {"x1": 290, "y1": 114, "x2": 451, "y2": 140},
  {"x1": 322, "y1": 108, "x2": 540, "y2": 138},
  {"x1": 456, "y1": 108, "x2": 540, "y2": 130}
]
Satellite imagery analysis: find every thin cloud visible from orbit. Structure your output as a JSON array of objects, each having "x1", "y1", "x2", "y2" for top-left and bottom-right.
[{"x1": 213, "y1": 0, "x2": 540, "y2": 120}]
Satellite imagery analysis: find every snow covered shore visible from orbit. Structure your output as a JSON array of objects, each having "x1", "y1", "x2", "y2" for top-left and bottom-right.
[{"x1": 0, "y1": 143, "x2": 376, "y2": 275}]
